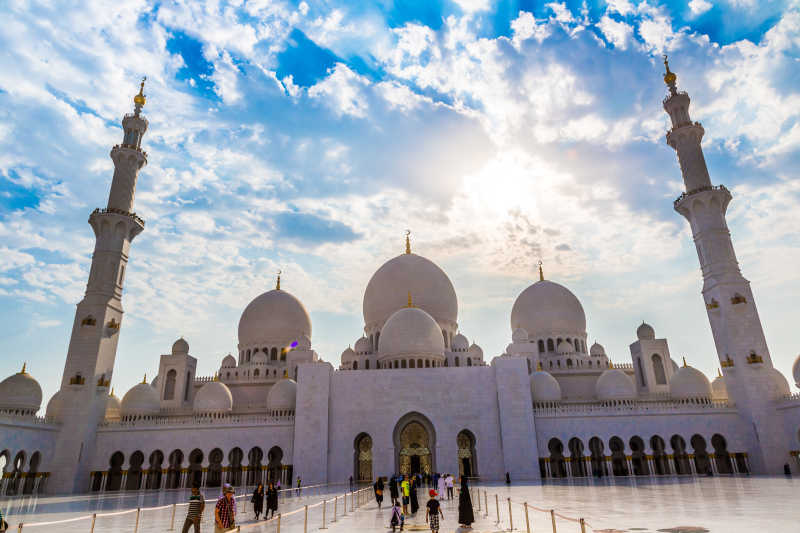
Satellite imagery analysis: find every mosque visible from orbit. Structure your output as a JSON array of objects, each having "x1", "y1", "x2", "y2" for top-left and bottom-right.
[{"x1": 2, "y1": 61, "x2": 800, "y2": 496}]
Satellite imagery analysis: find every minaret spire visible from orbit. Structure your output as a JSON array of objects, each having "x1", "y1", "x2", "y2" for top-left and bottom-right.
[
  {"x1": 405, "y1": 230, "x2": 411, "y2": 254},
  {"x1": 276, "y1": 270, "x2": 282, "y2": 290},
  {"x1": 538, "y1": 260, "x2": 544, "y2": 281}
]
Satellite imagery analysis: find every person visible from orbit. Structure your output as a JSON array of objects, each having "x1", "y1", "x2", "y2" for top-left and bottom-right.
[
  {"x1": 214, "y1": 484, "x2": 236, "y2": 532},
  {"x1": 349, "y1": 475, "x2": 354, "y2": 491},
  {"x1": 296, "y1": 476, "x2": 302, "y2": 496},
  {"x1": 400, "y1": 475, "x2": 410, "y2": 514},
  {"x1": 266, "y1": 481, "x2": 279, "y2": 519},
  {"x1": 182, "y1": 484, "x2": 205, "y2": 533},
  {"x1": 437, "y1": 473, "x2": 446, "y2": 501},
  {"x1": 389, "y1": 475, "x2": 399, "y2": 503},
  {"x1": 784, "y1": 463, "x2": 792, "y2": 476},
  {"x1": 390, "y1": 499, "x2": 405, "y2": 532},
  {"x1": 0, "y1": 507, "x2": 8, "y2": 532},
  {"x1": 457, "y1": 476, "x2": 474, "y2": 527},
  {"x1": 445, "y1": 473, "x2": 454, "y2": 500},
  {"x1": 409, "y1": 475, "x2": 419, "y2": 515},
  {"x1": 425, "y1": 489, "x2": 443, "y2": 533},
  {"x1": 251, "y1": 483, "x2": 264, "y2": 520},
  {"x1": 374, "y1": 476, "x2": 385, "y2": 508},
  {"x1": 505, "y1": 472, "x2": 511, "y2": 485}
]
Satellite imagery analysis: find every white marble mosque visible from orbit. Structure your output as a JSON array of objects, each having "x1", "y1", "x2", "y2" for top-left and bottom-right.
[{"x1": 2, "y1": 61, "x2": 800, "y2": 497}]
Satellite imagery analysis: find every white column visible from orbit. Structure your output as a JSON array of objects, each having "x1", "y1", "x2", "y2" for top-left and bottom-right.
[
  {"x1": 688, "y1": 456, "x2": 697, "y2": 475},
  {"x1": 647, "y1": 456, "x2": 656, "y2": 476},
  {"x1": 121, "y1": 471, "x2": 129, "y2": 490},
  {"x1": 626, "y1": 456, "x2": 633, "y2": 476},
  {"x1": 730, "y1": 454, "x2": 739, "y2": 474},
  {"x1": 710, "y1": 454, "x2": 719, "y2": 474},
  {"x1": 100, "y1": 472, "x2": 108, "y2": 492},
  {"x1": 544, "y1": 459, "x2": 551, "y2": 478}
]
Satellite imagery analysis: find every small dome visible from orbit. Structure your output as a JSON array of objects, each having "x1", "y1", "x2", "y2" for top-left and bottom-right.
[
  {"x1": 512, "y1": 328, "x2": 529, "y2": 343},
  {"x1": 194, "y1": 381, "x2": 233, "y2": 414},
  {"x1": 121, "y1": 382, "x2": 160, "y2": 416},
  {"x1": 769, "y1": 368, "x2": 790, "y2": 399},
  {"x1": 556, "y1": 340, "x2": 573, "y2": 354},
  {"x1": 511, "y1": 280, "x2": 586, "y2": 338},
  {"x1": 468, "y1": 343, "x2": 483, "y2": 360},
  {"x1": 670, "y1": 365, "x2": 712, "y2": 400},
  {"x1": 792, "y1": 354, "x2": 800, "y2": 388},
  {"x1": 636, "y1": 322, "x2": 655, "y2": 340},
  {"x1": 267, "y1": 379, "x2": 297, "y2": 412},
  {"x1": 452, "y1": 333, "x2": 469, "y2": 350},
  {"x1": 379, "y1": 307, "x2": 445, "y2": 358},
  {"x1": 252, "y1": 351, "x2": 268, "y2": 364},
  {"x1": 354, "y1": 336, "x2": 371, "y2": 354},
  {"x1": 45, "y1": 390, "x2": 65, "y2": 420},
  {"x1": 711, "y1": 374, "x2": 728, "y2": 400},
  {"x1": 239, "y1": 289, "x2": 312, "y2": 348},
  {"x1": 221, "y1": 354, "x2": 237, "y2": 368},
  {"x1": 596, "y1": 369, "x2": 636, "y2": 401},
  {"x1": 530, "y1": 371, "x2": 561, "y2": 402},
  {"x1": 105, "y1": 391, "x2": 122, "y2": 420},
  {"x1": 172, "y1": 337, "x2": 189, "y2": 355},
  {"x1": 341, "y1": 347, "x2": 356, "y2": 362},
  {"x1": 295, "y1": 334, "x2": 311, "y2": 350},
  {"x1": 589, "y1": 342, "x2": 605, "y2": 356},
  {"x1": 0, "y1": 366, "x2": 43, "y2": 414}
]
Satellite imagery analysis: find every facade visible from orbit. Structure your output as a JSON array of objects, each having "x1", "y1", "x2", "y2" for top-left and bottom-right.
[{"x1": 2, "y1": 63, "x2": 800, "y2": 496}]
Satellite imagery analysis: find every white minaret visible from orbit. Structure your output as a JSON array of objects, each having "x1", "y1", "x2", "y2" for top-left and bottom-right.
[
  {"x1": 664, "y1": 58, "x2": 788, "y2": 473},
  {"x1": 47, "y1": 80, "x2": 149, "y2": 493}
]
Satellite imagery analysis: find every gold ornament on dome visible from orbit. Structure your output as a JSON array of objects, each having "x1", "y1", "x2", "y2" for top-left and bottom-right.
[{"x1": 133, "y1": 77, "x2": 147, "y2": 106}]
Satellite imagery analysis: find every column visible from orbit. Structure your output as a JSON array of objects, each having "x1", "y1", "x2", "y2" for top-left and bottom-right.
[
  {"x1": 565, "y1": 457, "x2": 572, "y2": 477},
  {"x1": 625, "y1": 456, "x2": 633, "y2": 476},
  {"x1": 100, "y1": 472, "x2": 108, "y2": 492},
  {"x1": 688, "y1": 455, "x2": 697, "y2": 475},
  {"x1": 604, "y1": 456, "x2": 612, "y2": 476},
  {"x1": 744, "y1": 453, "x2": 751, "y2": 474},
  {"x1": 120, "y1": 470, "x2": 128, "y2": 491},
  {"x1": 544, "y1": 459, "x2": 551, "y2": 478},
  {"x1": 160, "y1": 469, "x2": 167, "y2": 490},
  {"x1": 647, "y1": 456, "x2": 656, "y2": 476},
  {"x1": 709, "y1": 454, "x2": 719, "y2": 474},
  {"x1": 730, "y1": 454, "x2": 739, "y2": 474},
  {"x1": 201, "y1": 468, "x2": 208, "y2": 487}
]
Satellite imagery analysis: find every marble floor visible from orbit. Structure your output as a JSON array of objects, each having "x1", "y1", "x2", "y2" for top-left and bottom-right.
[{"x1": 2, "y1": 477, "x2": 798, "y2": 532}]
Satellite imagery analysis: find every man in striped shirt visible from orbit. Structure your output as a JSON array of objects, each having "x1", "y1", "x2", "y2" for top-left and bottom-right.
[{"x1": 182, "y1": 484, "x2": 205, "y2": 533}]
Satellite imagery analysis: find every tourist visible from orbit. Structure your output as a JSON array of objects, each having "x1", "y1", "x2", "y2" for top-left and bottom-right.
[
  {"x1": 425, "y1": 490, "x2": 443, "y2": 533},
  {"x1": 410, "y1": 475, "x2": 419, "y2": 515},
  {"x1": 251, "y1": 483, "x2": 264, "y2": 520},
  {"x1": 374, "y1": 476, "x2": 384, "y2": 508},
  {"x1": 505, "y1": 472, "x2": 511, "y2": 485},
  {"x1": 349, "y1": 475, "x2": 354, "y2": 491},
  {"x1": 401, "y1": 474, "x2": 410, "y2": 514},
  {"x1": 266, "y1": 481, "x2": 279, "y2": 519},
  {"x1": 457, "y1": 477, "x2": 474, "y2": 527},
  {"x1": 390, "y1": 500, "x2": 405, "y2": 532},
  {"x1": 214, "y1": 484, "x2": 236, "y2": 532},
  {"x1": 437, "y1": 473, "x2": 446, "y2": 501},
  {"x1": 0, "y1": 507, "x2": 6, "y2": 532},
  {"x1": 389, "y1": 475, "x2": 399, "y2": 503},
  {"x1": 182, "y1": 484, "x2": 205, "y2": 533},
  {"x1": 445, "y1": 473, "x2": 454, "y2": 500},
  {"x1": 296, "y1": 476, "x2": 302, "y2": 496}
]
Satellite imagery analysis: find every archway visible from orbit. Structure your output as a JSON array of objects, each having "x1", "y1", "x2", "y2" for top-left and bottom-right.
[
  {"x1": 188, "y1": 449, "x2": 203, "y2": 487},
  {"x1": 670, "y1": 435, "x2": 690, "y2": 475},
  {"x1": 568, "y1": 438, "x2": 586, "y2": 477},
  {"x1": 650, "y1": 436, "x2": 670, "y2": 475},
  {"x1": 23, "y1": 452, "x2": 41, "y2": 494},
  {"x1": 147, "y1": 450, "x2": 164, "y2": 489},
  {"x1": 393, "y1": 412, "x2": 436, "y2": 476},
  {"x1": 354, "y1": 433, "x2": 373, "y2": 482},
  {"x1": 267, "y1": 446, "x2": 283, "y2": 484},
  {"x1": 609, "y1": 437, "x2": 628, "y2": 476},
  {"x1": 125, "y1": 451, "x2": 144, "y2": 490},
  {"x1": 629, "y1": 436, "x2": 648, "y2": 475},
  {"x1": 711, "y1": 434, "x2": 733, "y2": 474},
  {"x1": 588, "y1": 437, "x2": 606, "y2": 477},
  {"x1": 107, "y1": 451, "x2": 124, "y2": 491},
  {"x1": 228, "y1": 448, "x2": 244, "y2": 486},
  {"x1": 457, "y1": 430, "x2": 477, "y2": 478},
  {"x1": 247, "y1": 447, "x2": 264, "y2": 486},
  {"x1": 208, "y1": 448, "x2": 224, "y2": 487},
  {"x1": 548, "y1": 438, "x2": 566, "y2": 477},
  {"x1": 167, "y1": 449, "x2": 184, "y2": 489},
  {"x1": 691, "y1": 435, "x2": 711, "y2": 475}
]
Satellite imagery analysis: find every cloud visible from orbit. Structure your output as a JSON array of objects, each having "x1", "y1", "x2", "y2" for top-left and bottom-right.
[
  {"x1": 689, "y1": 0, "x2": 714, "y2": 16},
  {"x1": 597, "y1": 15, "x2": 634, "y2": 49}
]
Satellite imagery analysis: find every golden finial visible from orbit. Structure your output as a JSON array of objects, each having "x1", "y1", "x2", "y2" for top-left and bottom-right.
[
  {"x1": 276, "y1": 270, "x2": 281, "y2": 290},
  {"x1": 110, "y1": 387, "x2": 115, "y2": 397},
  {"x1": 717, "y1": 368, "x2": 722, "y2": 378},
  {"x1": 283, "y1": 369, "x2": 288, "y2": 378},
  {"x1": 20, "y1": 362, "x2": 27, "y2": 374},
  {"x1": 609, "y1": 361, "x2": 613, "y2": 369},
  {"x1": 142, "y1": 374, "x2": 147, "y2": 384},
  {"x1": 682, "y1": 356, "x2": 687, "y2": 368},
  {"x1": 405, "y1": 230, "x2": 411, "y2": 254},
  {"x1": 407, "y1": 291, "x2": 414, "y2": 308},
  {"x1": 213, "y1": 372, "x2": 219, "y2": 382},
  {"x1": 536, "y1": 361, "x2": 543, "y2": 371},
  {"x1": 663, "y1": 55, "x2": 677, "y2": 87},
  {"x1": 133, "y1": 77, "x2": 147, "y2": 107},
  {"x1": 538, "y1": 260, "x2": 544, "y2": 282}
]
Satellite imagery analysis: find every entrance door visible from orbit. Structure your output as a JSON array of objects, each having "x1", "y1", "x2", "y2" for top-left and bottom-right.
[
  {"x1": 462, "y1": 457, "x2": 472, "y2": 477},
  {"x1": 411, "y1": 455, "x2": 421, "y2": 475}
]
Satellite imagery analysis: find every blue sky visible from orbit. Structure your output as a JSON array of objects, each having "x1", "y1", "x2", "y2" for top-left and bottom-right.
[{"x1": 1, "y1": 0, "x2": 799, "y2": 408}]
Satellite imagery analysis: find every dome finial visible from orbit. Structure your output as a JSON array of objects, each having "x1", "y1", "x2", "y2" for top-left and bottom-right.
[
  {"x1": 20, "y1": 362, "x2": 27, "y2": 374},
  {"x1": 609, "y1": 361, "x2": 613, "y2": 369},
  {"x1": 663, "y1": 55, "x2": 677, "y2": 93},
  {"x1": 717, "y1": 368, "x2": 722, "y2": 377},
  {"x1": 682, "y1": 356, "x2": 687, "y2": 368},
  {"x1": 110, "y1": 387, "x2": 115, "y2": 396},
  {"x1": 538, "y1": 260, "x2": 544, "y2": 281},
  {"x1": 133, "y1": 76, "x2": 147, "y2": 115},
  {"x1": 407, "y1": 291, "x2": 414, "y2": 308},
  {"x1": 276, "y1": 269, "x2": 281, "y2": 290},
  {"x1": 405, "y1": 229, "x2": 411, "y2": 254},
  {"x1": 537, "y1": 361, "x2": 543, "y2": 371},
  {"x1": 142, "y1": 373, "x2": 147, "y2": 384},
  {"x1": 214, "y1": 372, "x2": 219, "y2": 382}
]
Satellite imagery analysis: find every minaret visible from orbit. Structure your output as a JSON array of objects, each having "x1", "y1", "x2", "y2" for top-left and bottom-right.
[
  {"x1": 47, "y1": 80, "x2": 149, "y2": 493},
  {"x1": 664, "y1": 58, "x2": 787, "y2": 473}
]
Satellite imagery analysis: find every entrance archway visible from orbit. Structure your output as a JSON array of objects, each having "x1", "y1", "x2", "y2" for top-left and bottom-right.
[
  {"x1": 457, "y1": 430, "x2": 477, "y2": 478},
  {"x1": 394, "y1": 413, "x2": 436, "y2": 476},
  {"x1": 354, "y1": 433, "x2": 373, "y2": 481}
]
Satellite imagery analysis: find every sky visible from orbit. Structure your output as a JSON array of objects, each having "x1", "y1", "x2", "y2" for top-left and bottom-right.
[{"x1": 0, "y1": 0, "x2": 799, "y2": 410}]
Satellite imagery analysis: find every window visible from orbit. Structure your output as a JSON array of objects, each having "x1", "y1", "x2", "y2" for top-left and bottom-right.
[
  {"x1": 271, "y1": 348, "x2": 277, "y2": 360},
  {"x1": 184, "y1": 372, "x2": 191, "y2": 401},
  {"x1": 425, "y1": 360, "x2": 430, "y2": 368},
  {"x1": 637, "y1": 357, "x2": 646, "y2": 387},
  {"x1": 254, "y1": 369, "x2": 260, "y2": 377},
  {"x1": 353, "y1": 361, "x2": 358, "y2": 370},
  {"x1": 401, "y1": 360, "x2": 407, "y2": 368},
  {"x1": 280, "y1": 348, "x2": 287, "y2": 361},
  {"x1": 410, "y1": 359, "x2": 416, "y2": 368},
  {"x1": 652, "y1": 354, "x2": 666, "y2": 385},
  {"x1": 547, "y1": 339, "x2": 555, "y2": 352},
  {"x1": 164, "y1": 369, "x2": 176, "y2": 400},
  {"x1": 467, "y1": 357, "x2": 472, "y2": 366},
  {"x1": 538, "y1": 340, "x2": 545, "y2": 353},
  {"x1": 455, "y1": 357, "x2": 460, "y2": 367}
]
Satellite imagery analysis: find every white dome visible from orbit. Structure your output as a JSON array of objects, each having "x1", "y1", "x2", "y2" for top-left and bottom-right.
[
  {"x1": 172, "y1": 337, "x2": 189, "y2": 355},
  {"x1": 363, "y1": 253, "x2": 457, "y2": 330},
  {"x1": 268, "y1": 379, "x2": 297, "y2": 412},
  {"x1": 45, "y1": 389, "x2": 65, "y2": 420},
  {"x1": 0, "y1": 367, "x2": 43, "y2": 414},
  {"x1": 769, "y1": 368, "x2": 790, "y2": 399},
  {"x1": 194, "y1": 381, "x2": 233, "y2": 413},
  {"x1": 295, "y1": 334, "x2": 311, "y2": 350},
  {"x1": 669, "y1": 365, "x2": 712, "y2": 400},
  {"x1": 511, "y1": 280, "x2": 586, "y2": 338},
  {"x1": 793, "y1": 354, "x2": 800, "y2": 388},
  {"x1": 221, "y1": 354, "x2": 237, "y2": 368},
  {"x1": 512, "y1": 328, "x2": 529, "y2": 343},
  {"x1": 453, "y1": 333, "x2": 469, "y2": 350},
  {"x1": 589, "y1": 342, "x2": 605, "y2": 356},
  {"x1": 354, "y1": 336, "x2": 371, "y2": 354},
  {"x1": 468, "y1": 343, "x2": 483, "y2": 360},
  {"x1": 530, "y1": 371, "x2": 561, "y2": 402},
  {"x1": 670, "y1": 358, "x2": 679, "y2": 372},
  {"x1": 596, "y1": 369, "x2": 636, "y2": 401},
  {"x1": 121, "y1": 382, "x2": 160, "y2": 416},
  {"x1": 636, "y1": 322, "x2": 655, "y2": 340},
  {"x1": 556, "y1": 340, "x2": 573, "y2": 354},
  {"x1": 252, "y1": 351, "x2": 268, "y2": 364},
  {"x1": 105, "y1": 391, "x2": 122, "y2": 420},
  {"x1": 711, "y1": 374, "x2": 728, "y2": 400},
  {"x1": 239, "y1": 289, "x2": 312, "y2": 348},
  {"x1": 341, "y1": 347, "x2": 356, "y2": 362},
  {"x1": 378, "y1": 307, "x2": 445, "y2": 358}
]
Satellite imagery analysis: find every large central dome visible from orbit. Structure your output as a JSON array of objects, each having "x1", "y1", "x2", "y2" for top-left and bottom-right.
[
  {"x1": 510, "y1": 279, "x2": 586, "y2": 338},
  {"x1": 239, "y1": 288, "x2": 311, "y2": 348},
  {"x1": 363, "y1": 252, "x2": 457, "y2": 330}
]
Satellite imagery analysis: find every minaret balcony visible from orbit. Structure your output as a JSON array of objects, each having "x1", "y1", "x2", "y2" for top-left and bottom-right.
[
  {"x1": 674, "y1": 184, "x2": 731, "y2": 210},
  {"x1": 90, "y1": 207, "x2": 145, "y2": 227}
]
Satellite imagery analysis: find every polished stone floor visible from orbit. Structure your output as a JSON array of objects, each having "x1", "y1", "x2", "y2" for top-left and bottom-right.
[{"x1": 2, "y1": 477, "x2": 798, "y2": 532}]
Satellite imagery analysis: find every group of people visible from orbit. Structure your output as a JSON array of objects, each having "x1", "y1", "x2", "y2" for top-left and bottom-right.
[
  {"x1": 249, "y1": 481, "x2": 280, "y2": 520},
  {"x1": 179, "y1": 479, "x2": 282, "y2": 533},
  {"x1": 375, "y1": 473, "x2": 473, "y2": 533}
]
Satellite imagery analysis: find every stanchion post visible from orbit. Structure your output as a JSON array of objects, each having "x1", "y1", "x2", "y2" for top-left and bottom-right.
[
  {"x1": 277, "y1": 513, "x2": 281, "y2": 533},
  {"x1": 524, "y1": 502, "x2": 530, "y2": 533},
  {"x1": 304, "y1": 504, "x2": 308, "y2": 533},
  {"x1": 484, "y1": 491, "x2": 488, "y2": 517},
  {"x1": 495, "y1": 493, "x2": 500, "y2": 524},
  {"x1": 90, "y1": 513, "x2": 97, "y2": 533},
  {"x1": 321, "y1": 499, "x2": 327, "y2": 529},
  {"x1": 508, "y1": 497, "x2": 514, "y2": 530},
  {"x1": 343, "y1": 492, "x2": 348, "y2": 515},
  {"x1": 17, "y1": 523, "x2": 23, "y2": 533},
  {"x1": 169, "y1": 503, "x2": 177, "y2": 531},
  {"x1": 580, "y1": 518, "x2": 586, "y2": 533},
  {"x1": 477, "y1": 488, "x2": 481, "y2": 512},
  {"x1": 134, "y1": 507, "x2": 141, "y2": 532},
  {"x1": 550, "y1": 509, "x2": 557, "y2": 533}
]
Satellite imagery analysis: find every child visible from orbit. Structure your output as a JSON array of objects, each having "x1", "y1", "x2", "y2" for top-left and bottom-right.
[
  {"x1": 425, "y1": 490, "x2": 443, "y2": 533},
  {"x1": 390, "y1": 499, "x2": 405, "y2": 532}
]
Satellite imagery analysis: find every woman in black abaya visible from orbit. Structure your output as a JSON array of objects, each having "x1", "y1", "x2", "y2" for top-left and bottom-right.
[
  {"x1": 457, "y1": 476, "x2": 474, "y2": 526},
  {"x1": 410, "y1": 475, "x2": 420, "y2": 514}
]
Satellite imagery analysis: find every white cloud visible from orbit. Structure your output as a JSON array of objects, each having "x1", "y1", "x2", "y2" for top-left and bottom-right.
[
  {"x1": 511, "y1": 11, "x2": 551, "y2": 46},
  {"x1": 546, "y1": 2, "x2": 575, "y2": 23},
  {"x1": 689, "y1": 0, "x2": 714, "y2": 16},
  {"x1": 308, "y1": 63, "x2": 370, "y2": 118},
  {"x1": 597, "y1": 15, "x2": 634, "y2": 49}
]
